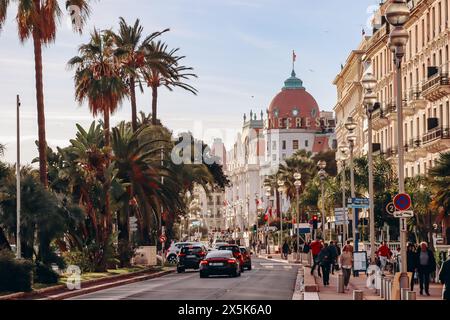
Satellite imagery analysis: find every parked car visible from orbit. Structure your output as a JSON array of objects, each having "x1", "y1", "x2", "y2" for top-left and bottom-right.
[
  {"x1": 239, "y1": 246, "x2": 252, "y2": 270},
  {"x1": 217, "y1": 244, "x2": 245, "y2": 272},
  {"x1": 177, "y1": 245, "x2": 208, "y2": 273},
  {"x1": 166, "y1": 242, "x2": 199, "y2": 264},
  {"x1": 199, "y1": 250, "x2": 241, "y2": 278}
]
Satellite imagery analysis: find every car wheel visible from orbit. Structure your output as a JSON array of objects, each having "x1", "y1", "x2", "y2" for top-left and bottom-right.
[
  {"x1": 177, "y1": 267, "x2": 185, "y2": 273},
  {"x1": 200, "y1": 272, "x2": 208, "y2": 278},
  {"x1": 167, "y1": 255, "x2": 178, "y2": 264},
  {"x1": 247, "y1": 264, "x2": 252, "y2": 271}
]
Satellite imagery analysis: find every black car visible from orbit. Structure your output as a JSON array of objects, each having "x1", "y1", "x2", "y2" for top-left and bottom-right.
[
  {"x1": 177, "y1": 245, "x2": 207, "y2": 273},
  {"x1": 217, "y1": 245, "x2": 245, "y2": 272},
  {"x1": 199, "y1": 250, "x2": 241, "y2": 278}
]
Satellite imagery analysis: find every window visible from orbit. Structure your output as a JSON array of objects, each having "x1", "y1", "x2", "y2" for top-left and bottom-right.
[
  {"x1": 406, "y1": 168, "x2": 409, "y2": 178},
  {"x1": 272, "y1": 154, "x2": 277, "y2": 162},
  {"x1": 424, "y1": 162, "x2": 427, "y2": 174},
  {"x1": 282, "y1": 154, "x2": 287, "y2": 160},
  {"x1": 411, "y1": 167, "x2": 415, "y2": 177},
  {"x1": 293, "y1": 140, "x2": 299, "y2": 150},
  {"x1": 418, "y1": 165, "x2": 421, "y2": 175},
  {"x1": 282, "y1": 140, "x2": 287, "y2": 150},
  {"x1": 305, "y1": 140, "x2": 309, "y2": 148},
  {"x1": 272, "y1": 141, "x2": 277, "y2": 151}
]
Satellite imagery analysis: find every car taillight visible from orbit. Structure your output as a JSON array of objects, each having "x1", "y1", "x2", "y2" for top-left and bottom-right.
[
  {"x1": 199, "y1": 251, "x2": 206, "y2": 256},
  {"x1": 178, "y1": 253, "x2": 186, "y2": 257},
  {"x1": 200, "y1": 260, "x2": 208, "y2": 265},
  {"x1": 228, "y1": 259, "x2": 236, "y2": 264}
]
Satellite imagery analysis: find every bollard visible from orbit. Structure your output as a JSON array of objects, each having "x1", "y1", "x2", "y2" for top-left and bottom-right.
[
  {"x1": 406, "y1": 291, "x2": 416, "y2": 301},
  {"x1": 337, "y1": 274, "x2": 345, "y2": 294},
  {"x1": 380, "y1": 278, "x2": 385, "y2": 299},
  {"x1": 386, "y1": 280, "x2": 392, "y2": 301},
  {"x1": 353, "y1": 290, "x2": 364, "y2": 300},
  {"x1": 401, "y1": 288, "x2": 409, "y2": 301}
]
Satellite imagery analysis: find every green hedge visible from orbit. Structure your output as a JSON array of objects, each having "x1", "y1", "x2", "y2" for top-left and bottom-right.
[
  {"x1": 0, "y1": 250, "x2": 33, "y2": 292},
  {"x1": 34, "y1": 262, "x2": 59, "y2": 284}
]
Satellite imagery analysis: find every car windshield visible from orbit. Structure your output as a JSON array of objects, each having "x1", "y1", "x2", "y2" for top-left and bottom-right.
[
  {"x1": 206, "y1": 251, "x2": 233, "y2": 259},
  {"x1": 181, "y1": 246, "x2": 203, "y2": 254},
  {"x1": 239, "y1": 248, "x2": 247, "y2": 254},
  {"x1": 218, "y1": 246, "x2": 239, "y2": 253}
]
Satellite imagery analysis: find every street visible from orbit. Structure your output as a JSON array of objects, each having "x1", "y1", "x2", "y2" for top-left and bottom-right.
[{"x1": 68, "y1": 258, "x2": 299, "y2": 300}]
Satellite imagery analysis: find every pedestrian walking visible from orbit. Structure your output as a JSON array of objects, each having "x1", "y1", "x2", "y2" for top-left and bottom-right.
[
  {"x1": 252, "y1": 240, "x2": 256, "y2": 254},
  {"x1": 318, "y1": 243, "x2": 332, "y2": 286},
  {"x1": 282, "y1": 240, "x2": 290, "y2": 260},
  {"x1": 310, "y1": 238, "x2": 323, "y2": 277},
  {"x1": 340, "y1": 245, "x2": 353, "y2": 291},
  {"x1": 343, "y1": 240, "x2": 353, "y2": 254},
  {"x1": 376, "y1": 241, "x2": 392, "y2": 273},
  {"x1": 416, "y1": 242, "x2": 436, "y2": 296},
  {"x1": 328, "y1": 241, "x2": 339, "y2": 275},
  {"x1": 439, "y1": 250, "x2": 450, "y2": 300},
  {"x1": 407, "y1": 243, "x2": 418, "y2": 291}
]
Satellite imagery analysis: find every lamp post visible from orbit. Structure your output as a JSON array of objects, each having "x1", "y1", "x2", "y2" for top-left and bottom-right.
[
  {"x1": 255, "y1": 193, "x2": 259, "y2": 247},
  {"x1": 339, "y1": 146, "x2": 350, "y2": 247},
  {"x1": 277, "y1": 179, "x2": 285, "y2": 253},
  {"x1": 317, "y1": 161, "x2": 327, "y2": 240},
  {"x1": 265, "y1": 186, "x2": 272, "y2": 255},
  {"x1": 345, "y1": 117, "x2": 358, "y2": 250},
  {"x1": 294, "y1": 173, "x2": 302, "y2": 263},
  {"x1": 362, "y1": 70, "x2": 378, "y2": 265},
  {"x1": 386, "y1": 0, "x2": 410, "y2": 295}
]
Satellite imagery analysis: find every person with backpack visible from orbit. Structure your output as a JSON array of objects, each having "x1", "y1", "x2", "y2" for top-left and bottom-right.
[{"x1": 328, "y1": 241, "x2": 339, "y2": 275}]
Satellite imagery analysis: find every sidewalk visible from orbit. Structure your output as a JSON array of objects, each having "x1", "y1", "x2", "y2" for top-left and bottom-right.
[
  {"x1": 257, "y1": 252, "x2": 311, "y2": 265},
  {"x1": 309, "y1": 267, "x2": 443, "y2": 301}
]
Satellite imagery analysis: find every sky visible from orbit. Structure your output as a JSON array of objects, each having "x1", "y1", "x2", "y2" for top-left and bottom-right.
[{"x1": 0, "y1": 0, "x2": 380, "y2": 164}]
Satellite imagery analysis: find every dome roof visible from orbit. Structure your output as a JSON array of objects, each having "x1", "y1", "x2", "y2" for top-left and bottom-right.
[{"x1": 268, "y1": 70, "x2": 320, "y2": 130}]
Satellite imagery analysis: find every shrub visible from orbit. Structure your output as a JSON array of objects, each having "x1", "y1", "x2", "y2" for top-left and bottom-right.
[
  {"x1": 62, "y1": 250, "x2": 95, "y2": 273},
  {"x1": 0, "y1": 250, "x2": 34, "y2": 292},
  {"x1": 34, "y1": 262, "x2": 59, "y2": 284}
]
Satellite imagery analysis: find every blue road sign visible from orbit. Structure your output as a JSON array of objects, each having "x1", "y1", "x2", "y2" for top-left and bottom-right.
[
  {"x1": 347, "y1": 198, "x2": 369, "y2": 209},
  {"x1": 394, "y1": 193, "x2": 412, "y2": 212}
]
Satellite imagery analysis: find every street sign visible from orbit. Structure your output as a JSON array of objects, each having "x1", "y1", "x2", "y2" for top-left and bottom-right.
[
  {"x1": 159, "y1": 235, "x2": 167, "y2": 243},
  {"x1": 393, "y1": 193, "x2": 412, "y2": 212},
  {"x1": 393, "y1": 211, "x2": 414, "y2": 218},
  {"x1": 129, "y1": 217, "x2": 138, "y2": 232},
  {"x1": 400, "y1": 218, "x2": 408, "y2": 232},
  {"x1": 335, "y1": 208, "x2": 349, "y2": 226},
  {"x1": 386, "y1": 202, "x2": 396, "y2": 215},
  {"x1": 295, "y1": 223, "x2": 311, "y2": 234},
  {"x1": 347, "y1": 198, "x2": 369, "y2": 209}
]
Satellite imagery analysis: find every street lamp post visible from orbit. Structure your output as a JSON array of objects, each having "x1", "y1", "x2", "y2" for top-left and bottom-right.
[
  {"x1": 265, "y1": 186, "x2": 272, "y2": 255},
  {"x1": 16, "y1": 95, "x2": 21, "y2": 259},
  {"x1": 277, "y1": 179, "x2": 285, "y2": 253},
  {"x1": 339, "y1": 146, "x2": 350, "y2": 247},
  {"x1": 386, "y1": 0, "x2": 411, "y2": 295},
  {"x1": 294, "y1": 173, "x2": 302, "y2": 263},
  {"x1": 362, "y1": 70, "x2": 378, "y2": 265},
  {"x1": 345, "y1": 117, "x2": 358, "y2": 251},
  {"x1": 317, "y1": 161, "x2": 327, "y2": 240}
]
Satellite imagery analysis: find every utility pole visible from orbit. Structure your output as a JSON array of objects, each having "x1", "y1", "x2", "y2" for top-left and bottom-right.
[{"x1": 16, "y1": 95, "x2": 21, "y2": 259}]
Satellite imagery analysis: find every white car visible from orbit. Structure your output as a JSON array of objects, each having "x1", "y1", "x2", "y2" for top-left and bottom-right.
[{"x1": 166, "y1": 242, "x2": 202, "y2": 264}]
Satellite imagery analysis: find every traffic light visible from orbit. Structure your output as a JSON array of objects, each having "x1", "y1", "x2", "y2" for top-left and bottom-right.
[
  {"x1": 312, "y1": 215, "x2": 318, "y2": 230},
  {"x1": 253, "y1": 224, "x2": 257, "y2": 233}
]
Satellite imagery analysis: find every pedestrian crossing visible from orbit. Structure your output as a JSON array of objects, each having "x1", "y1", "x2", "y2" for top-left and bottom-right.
[{"x1": 259, "y1": 263, "x2": 293, "y2": 270}]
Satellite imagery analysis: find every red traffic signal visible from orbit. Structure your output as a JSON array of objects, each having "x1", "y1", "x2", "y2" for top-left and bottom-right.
[{"x1": 313, "y1": 215, "x2": 318, "y2": 221}]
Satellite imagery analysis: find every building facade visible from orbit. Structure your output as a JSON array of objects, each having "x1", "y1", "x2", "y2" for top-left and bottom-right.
[
  {"x1": 334, "y1": 0, "x2": 450, "y2": 243},
  {"x1": 224, "y1": 68, "x2": 336, "y2": 235}
]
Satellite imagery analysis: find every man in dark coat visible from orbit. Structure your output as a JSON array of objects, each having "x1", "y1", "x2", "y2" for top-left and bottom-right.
[
  {"x1": 407, "y1": 243, "x2": 418, "y2": 291},
  {"x1": 318, "y1": 243, "x2": 332, "y2": 286},
  {"x1": 328, "y1": 241, "x2": 339, "y2": 275},
  {"x1": 416, "y1": 242, "x2": 436, "y2": 296},
  {"x1": 439, "y1": 251, "x2": 450, "y2": 300}
]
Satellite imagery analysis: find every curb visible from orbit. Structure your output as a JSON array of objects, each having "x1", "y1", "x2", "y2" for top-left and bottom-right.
[
  {"x1": 292, "y1": 265, "x2": 305, "y2": 300},
  {"x1": 0, "y1": 268, "x2": 172, "y2": 301}
]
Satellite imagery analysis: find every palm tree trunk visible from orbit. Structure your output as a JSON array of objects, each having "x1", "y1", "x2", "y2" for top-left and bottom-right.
[
  {"x1": 130, "y1": 77, "x2": 137, "y2": 131},
  {"x1": 32, "y1": 29, "x2": 48, "y2": 187},
  {"x1": 101, "y1": 107, "x2": 112, "y2": 270},
  {"x1": 151, "y1": 85, "x2": 158, "y2": 126}
]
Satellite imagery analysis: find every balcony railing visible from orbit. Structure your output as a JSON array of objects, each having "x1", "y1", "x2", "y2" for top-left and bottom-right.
[
  {"x1": 422, "y1": 73, "x2": 450, "y2": 92},
  {"x1": 422, "y1": 127, "x2": 450, "y2": 145}
]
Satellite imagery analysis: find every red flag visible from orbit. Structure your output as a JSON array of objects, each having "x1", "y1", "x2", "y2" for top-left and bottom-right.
[{"x1": 293, "y1": 50, "x2": 297, "y2": 62}]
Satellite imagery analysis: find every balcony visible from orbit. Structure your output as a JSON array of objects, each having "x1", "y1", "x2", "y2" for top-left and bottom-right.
[
  {"x1": 371, "y1": 105, "x2": 389, "y2": 131},
  {"x1": 384, "y1": 147, "x2": 398, "y2": 160},
  {"x1": 422, "y1": 127, "x2": 450, "y2": 153},
  {"x1": 422, "y1": 73, "x2": 450, "y2": 102},
  {"x1": 384, "y1": 101, "x2": 397, "y2": 121},
  {"x1": 406, "y1": 86, "x2": 427, "y2": 111},
  {"x1": 404, "y1": 138, "x2": 427, "y2": 162}
]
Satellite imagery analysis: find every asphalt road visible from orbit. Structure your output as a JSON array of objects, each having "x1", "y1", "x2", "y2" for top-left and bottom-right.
[{"x1": 68, "y1": 258, "x2": 299, "y2": 300}]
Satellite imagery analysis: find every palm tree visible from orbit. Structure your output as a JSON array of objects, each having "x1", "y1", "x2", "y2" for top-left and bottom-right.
[
  {"x1": 143, "y1": 41, "x2": 198, "y2": 125},
  {"x1": 429, "y1": 152, "x2": 450, "y2": 244},
  {"x1": 69, "y1": 29, "x2": 128, "y2": 148},
  {"x1": 0, "y1": 0, "x2": 91, "y2": 187},
  {"x1": 0, "y1": 143, "x2": 4, "y2": 156},
  {"x1": 109, "y1": 18, "x2": 169, "y2": 131}
]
